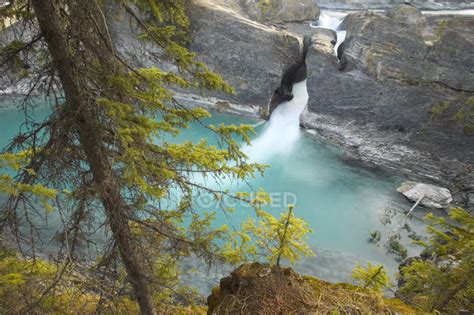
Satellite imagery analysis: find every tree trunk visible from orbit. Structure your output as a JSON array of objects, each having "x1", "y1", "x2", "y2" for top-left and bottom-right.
[{"x1": 30, "y1": 0, "x2": 155, "y2": 313}]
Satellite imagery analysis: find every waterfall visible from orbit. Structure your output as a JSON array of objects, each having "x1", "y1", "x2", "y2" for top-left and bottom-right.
[
  {"x1": 244, "y1": 80, "x2": 308, "y2": 162},
  {"x1": 310, "y1": 11, "x2": 348, "y2": 56}
]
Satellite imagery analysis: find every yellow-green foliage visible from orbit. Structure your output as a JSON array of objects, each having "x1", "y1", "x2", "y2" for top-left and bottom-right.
[
  {"x1": 223, "y1": 204, "x2": 315, "y2": 265},
  {"x1": 0, "y1": 152, "x2": 57, "y2": 212},
  {"x1": 399, "y1": 208, "x2": 474, "y2": 314},
  {"x1": 0, "y1": 247, "x2": 210, "y2": 314},
  {"x1": 0, "y1": 0, "x2": 34, "y2": 30},
  {"x1": 351, "y1": 262, "x2": 391, "y2": 293},
  {"x1": 0, "y1": 0, "x2": 307, "y2": 312},
  {"x1": 453, "y1": 96, "x2": 474, "y2": 134},
  {"x1": 0, "y1": 249, "x2": 98, "y2": 314}
]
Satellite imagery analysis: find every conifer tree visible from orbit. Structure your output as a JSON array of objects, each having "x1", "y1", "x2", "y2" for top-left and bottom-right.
[
  {"x1": 351, "y1": 262, "x2": 390, "y2": 293},
  {"x1": 398, "y1": 208, "x2": 474, "y2": 314},
  {"x1": 224, "y1": 204, "x2": 315, "y2": 266},
  {"x1": 0, "y1": 1, "x2": 266, "y2": 313}
]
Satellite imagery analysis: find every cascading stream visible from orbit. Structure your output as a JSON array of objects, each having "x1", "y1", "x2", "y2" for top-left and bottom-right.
[
  {"x1": 310, "y1": 11, "x2": 348, "y2": 57},
  {"x1": 244, "y1": 80, "x2": 308, "y2": 162}
]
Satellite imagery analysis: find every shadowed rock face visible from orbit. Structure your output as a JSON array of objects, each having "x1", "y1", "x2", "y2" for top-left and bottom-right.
[
  {"x1": 188, "y1": 1, "x2": 301, "y2": 108},
  {"x1": 102, "y1": 0, "x2": 302, "y2": 108},
  {"x1": 268, "y1": 36, "x2": 311, "y2": 115}
]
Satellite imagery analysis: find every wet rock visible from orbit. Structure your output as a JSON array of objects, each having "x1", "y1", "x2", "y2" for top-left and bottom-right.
[
  {"x1": 310, "y1": 28, "x2": 337, "y2": 56},
  {"x1": 397, "y1": 181, "x2": 453, "y2": 209},
  {"x1": 437, "y1": 255, "x2": 461, "y2": 270},
  {"x1": 386, "y1": 233, "x2": 408, "y2": 262}
]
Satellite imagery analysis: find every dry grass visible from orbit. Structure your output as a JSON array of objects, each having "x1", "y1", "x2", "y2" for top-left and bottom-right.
[{"x1": 207, "y1": 263, "x2": 425, "y2": 315}]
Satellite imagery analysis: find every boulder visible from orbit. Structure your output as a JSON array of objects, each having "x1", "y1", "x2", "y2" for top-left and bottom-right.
[
  {"x1": 397, "y1": 181, "x2": 453, "y2": 209},
  {"x1": 310, "y1": 28, "x2": 337, "y2": 56},
  {"x1": 386, "y1": 5, "x2": 435, "y2": 42}
]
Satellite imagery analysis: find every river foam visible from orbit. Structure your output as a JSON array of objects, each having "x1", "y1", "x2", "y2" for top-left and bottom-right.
[{"x1": 244, "y1": 80, "x2": 308, "y2": 162}]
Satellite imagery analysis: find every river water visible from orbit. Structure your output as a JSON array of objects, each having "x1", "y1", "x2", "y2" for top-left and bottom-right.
[{"x1": 0, "y1": 96, "x2": 429, "y2": 293}]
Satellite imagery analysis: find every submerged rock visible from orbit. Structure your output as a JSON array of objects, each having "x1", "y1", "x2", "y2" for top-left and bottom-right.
[
  {"x1": 369, "y1": 230, "x2": 382, "y2": 243},
  {"x1": 386, "y1": 233, "x2": 408, "y2": 262},
  {"x1": 397, "y1": 181, "x2": 453, "y2": 209}
]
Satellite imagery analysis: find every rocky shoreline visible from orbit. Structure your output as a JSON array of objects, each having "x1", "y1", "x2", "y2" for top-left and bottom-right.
[
  {"x1": 1, "y1": 0, "x2": 473, "y2": 210},
  {"x1": 185, "y1": 1, "x2": 474, "y2": 210}
]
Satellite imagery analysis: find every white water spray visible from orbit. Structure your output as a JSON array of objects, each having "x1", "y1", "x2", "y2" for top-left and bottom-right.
[
  {"x1": 244, "y1": 80, "x2": 308, "y2": 162},
  {"x1": 310, "y1": 11, "x2": 348, "y2": 56}
]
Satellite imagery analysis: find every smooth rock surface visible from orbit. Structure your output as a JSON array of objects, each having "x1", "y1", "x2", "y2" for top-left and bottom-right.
[
  {"x1": 205, "y1": 0, "x2": 320, "y2": 23},
  {"x1": 271, "y1": 0, "x2": 321, "y2": 23},
  {"x1": 397, "y1": 181, "x2": 453, "y2": 209}
]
